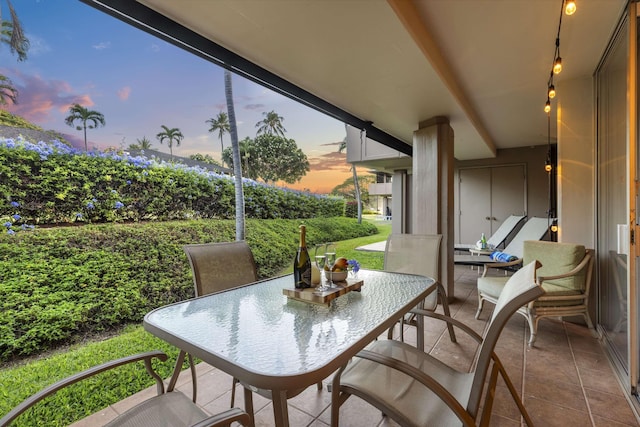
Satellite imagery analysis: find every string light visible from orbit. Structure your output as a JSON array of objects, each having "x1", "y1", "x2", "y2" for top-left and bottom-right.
[
  {"x1": 565, "y1": 0, "x2": 576, "y2": 16},
  {"x1": 542, "y1": 0, "x2": 576, "y2": 113}
]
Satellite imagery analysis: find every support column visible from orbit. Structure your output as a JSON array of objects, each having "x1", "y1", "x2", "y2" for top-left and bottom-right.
[
  {"x1": 391, "y1": 169, "x2": 408, "y2": 233},
  {"x1": 412, "y1": 117, "x2": 454, "y2": 300}
]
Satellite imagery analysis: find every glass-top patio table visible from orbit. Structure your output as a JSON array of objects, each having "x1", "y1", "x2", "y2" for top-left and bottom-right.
[{"x1": 144, "y1": 269, "x2": 436, "y2": 426}]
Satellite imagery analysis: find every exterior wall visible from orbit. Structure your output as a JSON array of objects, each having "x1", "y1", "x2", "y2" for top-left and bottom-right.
[{"x1": 557, "y1": 76, "x2": 595, "y2": 248}]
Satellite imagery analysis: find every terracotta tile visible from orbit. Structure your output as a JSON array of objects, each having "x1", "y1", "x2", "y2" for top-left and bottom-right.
[
  {"x1": 593, "y1": 413, "x2": 640, "y2": 426},
  {"x1": 524, "y1": 396, "x2": 593, "y2": 427},
  {"x1": 523, "y1": 374, "x2": 588, "y2": 412},
  {"x1": 67, "y1": 407, "x2": 119, "y2": 427},
  {"x1": 573, "y1": 348, "x2": 614, "y2": 373},
  {"x1": 585, "y1": 388, "x2": 639, "y2": 426},
  {"x1": 580, "y1": 366, "x2": 625, "y2": 396}
]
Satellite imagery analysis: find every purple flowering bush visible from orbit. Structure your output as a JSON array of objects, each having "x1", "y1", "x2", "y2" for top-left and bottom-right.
[{"x1": 0, "y1": 137, "x2": 344, "y2": 228}]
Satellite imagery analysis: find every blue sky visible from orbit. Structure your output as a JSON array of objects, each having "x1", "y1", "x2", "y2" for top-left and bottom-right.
[{"x1": 0, "y1": 0, "x2": 352, "y2": 192}]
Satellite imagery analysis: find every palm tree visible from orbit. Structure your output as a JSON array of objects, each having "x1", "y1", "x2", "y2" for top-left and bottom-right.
[
  {"x1": 0, "y1": 74, "x2": 17, "y2": 105},
  {"x1": 225, "y1": 69, "x2": 246, "y2": 241},
  {"x1": 156, "y1": 125, "x2": 184, "y2": 161},
  {"x1": 1, "y1": 0, "x2": 29, "y2": 62},
  {"x1": 255, "y1": 110, "x2": 286, "y2": 137},
  {"x1": 206, "y1": 112, "x2": 230, "y2": 165},
  {"x1": 0, "y1": 0, "x2": 29, "y2": 105},
  {"x1": 339, "y1": 130, "x2": 362, "y2": 224},
  {"x1": 64, "y1": 103, "x2": 106, "y2": 152},
  {"x1": 136, "y1": 136, "x2": 153, "y2": 149}
]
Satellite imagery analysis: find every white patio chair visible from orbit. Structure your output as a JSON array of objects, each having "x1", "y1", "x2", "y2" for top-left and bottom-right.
[
  {"x1": 331, "y1": 260, "x2": 543, "y2": 427},
  {"x1": 383, "y1": 234, "x2": 456, "y2": 343},
  {"x1": 0, "y1": 351, "x2": 250, "y2": 427}
]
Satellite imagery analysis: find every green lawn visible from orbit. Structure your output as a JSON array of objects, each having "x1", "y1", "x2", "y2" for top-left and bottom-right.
[{"x1": 0, "y1": 217, "x2": 391, "y2": 426}]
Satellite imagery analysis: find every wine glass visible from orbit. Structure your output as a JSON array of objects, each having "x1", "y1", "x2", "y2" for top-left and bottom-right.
[
  {"x1": 314, "y1": 246, "x2": 328, "y2": 292},
  {"x1": 325, "y1": 243, "x2": 337, "y2": 288}
]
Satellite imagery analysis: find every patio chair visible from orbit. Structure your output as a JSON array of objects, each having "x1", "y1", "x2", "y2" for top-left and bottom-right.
[
  {"x1": 182, "y1": 241, "x2": 322, "y2": 419},
  {"x1": 383, "y1": 234, "x2": 456, "y2": 343},
  {"x1": 455, "y1": 214, "x2": 526, "y2": 252},
  {"x1": 181, "y1": 241, "x2": 260, "y2": 409},
  {"x1": 454, "y1": 216, "x2": 550, "y2": 266},
  {"x1": 0, "y1": 350, "x2": 250, "y2": 427},
  {"x1": 331, "y1": 260, "x2": 543, "y2": 427},
  {"x1": 476, "y1": 240, "x2": 595, "y2": 345}
]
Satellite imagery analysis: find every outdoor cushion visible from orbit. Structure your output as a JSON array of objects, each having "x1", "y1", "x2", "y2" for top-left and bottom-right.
[{"x1": 522, "y1": 241, "x2": 586, "y2": 291}]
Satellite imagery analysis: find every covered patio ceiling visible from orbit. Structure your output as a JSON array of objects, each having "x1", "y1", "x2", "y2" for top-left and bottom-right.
[{"x1": 90, "y1": 0, "x2": 625, "y2": 161}]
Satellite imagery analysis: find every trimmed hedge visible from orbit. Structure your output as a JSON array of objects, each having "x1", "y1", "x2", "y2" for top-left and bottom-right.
[
  {"x1": 0, "y1": 137, "x2": 344, "y2": 226},
  {"x1": 0, "y1": 217, "x2": 377, "y2": 363}
]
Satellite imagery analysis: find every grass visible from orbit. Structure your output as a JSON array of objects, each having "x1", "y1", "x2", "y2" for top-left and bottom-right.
[{"x1": 0, "y1": 216, "x2": 391, "y2": 426}]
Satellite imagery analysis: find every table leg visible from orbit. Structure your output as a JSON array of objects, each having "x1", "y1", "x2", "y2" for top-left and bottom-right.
[
  {"x1": 243, "y1": 387, "x2": 255, "y2": 427},
  {"x1": 271, "y1": 390, "x2": 290, "y2": 427}
]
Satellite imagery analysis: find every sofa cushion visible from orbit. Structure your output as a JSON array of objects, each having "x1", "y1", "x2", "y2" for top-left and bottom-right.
[{"x1": 523, "y1": 241, "x2": 586, "y2": 292}]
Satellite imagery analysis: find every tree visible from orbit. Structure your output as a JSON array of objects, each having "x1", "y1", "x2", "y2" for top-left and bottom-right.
[
  {"x1": 206, "y1": 111, "x2": 230, "y2": 165},
  {"x1": 224, "y1": 69, "x2": 246, "y2": 241},
  {"x1": 64, "y1": 103, "x2": 106, "y2": 152},
  {"x1": 190, "y1": 153, "x2": 221, "y2": 167},
  {"x1": 0, "y1": 74, "x2": 17, "y2": 105},
  {"x1": 155, "y1": 125, "x2": 183, "y2": 161},
  {"x1": 0, "y1": 0, "x2": 29, "y2": 104},
  {"x1": 339, "y1": 131, "x2": 363, "y2": 223},
  {"x1": 1, "y1": 1, "x2": 29, "y2": 61},
  {"x1": 255, "y1": 110, "x2": 286, "y2": 137},
  {"x1": 252, "y1": 134, "x2": 309, "y2": 184},
  {"x1": 127, "y1": 136, "x2": 152, "y2": 151},
  {"x1": 222, "y1": 137, "x2": 257, "y2": 180}
]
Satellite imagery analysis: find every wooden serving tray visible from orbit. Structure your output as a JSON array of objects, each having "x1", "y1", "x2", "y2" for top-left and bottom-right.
[{"x1": 283, "y1": 278, "x2": 364, "y2": 305}]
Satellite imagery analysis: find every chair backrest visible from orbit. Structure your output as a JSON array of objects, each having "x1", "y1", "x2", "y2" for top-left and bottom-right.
[
  {"x1": 384, "y1": 234, "x2": 442, "y2": 281},
  {"x1": 183, "y1": 241, "x2": 258, "y2": 296},
  {"x1": 487, "y1": 215, "x2": 526, "y2": 248},
  {"x1": 523, "y1": 240, "x2": 587, "y2": 292},
  {"x1": 467, "y1": 260, "x2": 544, "y2": 416},
  {"x1": 503, "y1": 217, "x2": 550, "y2": 258}
]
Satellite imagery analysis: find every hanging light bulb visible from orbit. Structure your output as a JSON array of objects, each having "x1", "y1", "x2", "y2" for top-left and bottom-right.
[
  {"x1": 553, "y1": 56, "x2": 562, "y2": 74},
  {"x1": 565, "y1": 0, "x2": 576, "y2": 16},
  {"x1": 544, "y1": 99, "x2": 551, "y2": 113},
  {"x1": 548, "y1": 84, "x2": 556, "y2": 99},
  {"x1": 545, "y1": 160, "x2": 552, "y2": 172}
]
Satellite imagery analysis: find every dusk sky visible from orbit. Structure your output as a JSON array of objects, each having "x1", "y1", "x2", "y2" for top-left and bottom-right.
[{"x1": 0, "y1": 0, "x2": 355, "y2": 193}]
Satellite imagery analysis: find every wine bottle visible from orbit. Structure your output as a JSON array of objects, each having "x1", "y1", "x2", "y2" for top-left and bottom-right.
[
  {"x1": 480, "y1": 233, "x2": 487, "y2": 249},
  {"x1": 293, "y1": 224, "x2": 312, "y2": 289}
]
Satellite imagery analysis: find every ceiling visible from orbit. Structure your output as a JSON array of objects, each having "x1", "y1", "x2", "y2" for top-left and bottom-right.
[{"x1": 131, "y1": 0, "x2": 625, "y2": 160}]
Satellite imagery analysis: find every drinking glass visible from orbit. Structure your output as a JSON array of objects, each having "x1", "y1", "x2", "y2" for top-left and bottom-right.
[
  {"x1": 325, "y1": 243, "x2": 337, "y2": 288},
  {"x1": 314, "y1": 252, "x2": 328, "y2": 292}
]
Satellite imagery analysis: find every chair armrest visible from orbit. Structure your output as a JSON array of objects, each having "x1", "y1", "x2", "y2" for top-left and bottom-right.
[
  {"x1": 190, "y1": 407, "x2": 250, "y2": 427},
  {"x1": 0, "y1": 351, "x2": 168, "y2": 427},
  {"x1": 350, "y1": 349, "x2": 476, "y2": 427},
  {"x1": 410, "y1": 308, "x2": 483, "y2": 344},
  {"x1": 482, "y1": 258, "x2": 523, "y2": 277},
  {"x1": 537, "y1": 252, "x2": 591, "y2": 284}
]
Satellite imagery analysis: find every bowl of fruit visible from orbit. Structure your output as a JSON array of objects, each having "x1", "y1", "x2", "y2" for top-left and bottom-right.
[{"x1": 325, "y1": 257, "x2": 349, "y2": 282}]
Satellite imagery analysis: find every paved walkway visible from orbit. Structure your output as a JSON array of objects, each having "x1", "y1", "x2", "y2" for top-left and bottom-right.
[{"x1": 354, "y1": 240, "x2": 386, "y2": 252}]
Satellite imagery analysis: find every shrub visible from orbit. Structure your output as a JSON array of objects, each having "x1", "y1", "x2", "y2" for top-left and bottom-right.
[
  {"x1": 0, "y1": 218, "x2": 377, "y2": 363},
  {"x1": 0, "y1": 137, "x2": 344, "y2": 226}
]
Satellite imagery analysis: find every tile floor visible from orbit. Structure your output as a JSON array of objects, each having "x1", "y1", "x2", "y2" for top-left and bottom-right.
[{"x1": 71, "y1": 266, "x2": 640, "y2": 427}]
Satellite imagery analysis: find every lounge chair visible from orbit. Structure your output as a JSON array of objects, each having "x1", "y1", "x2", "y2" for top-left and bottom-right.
[
  {"x1": 455, "y1": 214, "x2": 526, "y2": 251},
  {"x1": 455, "y1": 217, "x2": 550, "y2": 266}
]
